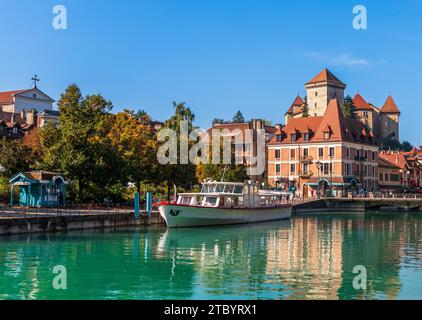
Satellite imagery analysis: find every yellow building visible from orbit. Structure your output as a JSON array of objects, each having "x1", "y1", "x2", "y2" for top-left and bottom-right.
[{"x1": 378, "y1": 157, "x2": 402, "y2": 191}]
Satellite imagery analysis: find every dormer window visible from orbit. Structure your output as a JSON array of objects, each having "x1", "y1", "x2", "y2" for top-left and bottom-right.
[
  {"x1": 323, "y1": 126, "x2": 331, "y2": 140},
  {"x1": 324, "y1": 132, "x2": 330, "y2": 140},
  {"x1": 290, "y1": 133, "x2": 297, "y2": 142},
  {"x1": 303, "y1": 132, "x2": 310, "y2": 142},
  {"x1": 276, "y1": 134, "x2": 282, "y2": 142}
]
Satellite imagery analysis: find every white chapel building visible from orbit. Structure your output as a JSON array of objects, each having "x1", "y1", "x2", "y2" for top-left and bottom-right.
[{"x1": 0, "y1": 77, "x2": 59, "y2": 130}]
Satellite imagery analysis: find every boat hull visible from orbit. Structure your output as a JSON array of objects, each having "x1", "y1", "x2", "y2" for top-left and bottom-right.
[{"x1": 158, "y1": 205, "x2": 292, "y2": 228}]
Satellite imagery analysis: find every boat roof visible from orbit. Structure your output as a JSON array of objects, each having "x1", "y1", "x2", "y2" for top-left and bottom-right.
[
  {"x1": 179, "y1": 192, "x2": 241, "y2": 197},
  {"x1": 202, "y1": 181, "x2": 244, "y2": 185}
]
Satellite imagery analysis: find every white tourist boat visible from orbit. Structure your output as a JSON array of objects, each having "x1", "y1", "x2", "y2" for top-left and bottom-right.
[{"x1": 158, "y1": 181, "x2": 293, "y2": 228}]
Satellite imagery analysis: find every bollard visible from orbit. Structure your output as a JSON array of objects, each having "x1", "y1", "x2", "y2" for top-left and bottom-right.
[
  {"x1": 146, "y1": 192, "x2": 152, "y2": 218},
  {"x1": 134, "y1": 192, "x2": 140, "y2": 219}
]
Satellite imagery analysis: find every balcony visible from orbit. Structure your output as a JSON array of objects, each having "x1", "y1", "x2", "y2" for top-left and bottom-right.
[
  {"x1": 300, "y1": 155, "x2": 313, "y2": 163},
  {"x1": 299, "y1": 171, "x2": 313, "y2": 179},
  {"x1": 355, "y1": 156, "x2": 367, "y2": 162}
]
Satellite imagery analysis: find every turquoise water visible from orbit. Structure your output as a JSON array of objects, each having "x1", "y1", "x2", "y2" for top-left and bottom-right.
[{"x1": 0, "y1": 213, "x2": 422, "y2": 300}]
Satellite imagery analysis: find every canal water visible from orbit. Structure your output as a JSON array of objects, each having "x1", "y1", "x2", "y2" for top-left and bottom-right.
[{"x1": 0, "y1": 213, "x2": 421, "y2": 300}]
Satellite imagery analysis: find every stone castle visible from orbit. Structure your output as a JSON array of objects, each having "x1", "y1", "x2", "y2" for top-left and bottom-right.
[{"x1": 285, "y1": 68, "x2": 400, "y2": 143}]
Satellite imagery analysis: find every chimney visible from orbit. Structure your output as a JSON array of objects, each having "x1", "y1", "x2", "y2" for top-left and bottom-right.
[
  {"x1": 26, "y1": 109, "x2": 35, "y2": 125},
  {"x1": 252, "y1": 119, "x2": 263, "y2": 131}
]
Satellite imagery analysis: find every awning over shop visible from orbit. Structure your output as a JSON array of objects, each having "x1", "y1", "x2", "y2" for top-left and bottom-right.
[{"x1": 304, "y1": 177, "x2": 361, "y2": 187}]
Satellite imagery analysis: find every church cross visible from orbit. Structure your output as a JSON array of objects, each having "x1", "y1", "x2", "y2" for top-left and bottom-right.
[{"x1": 31, "y1": 75, "x2": 40, "y2": 88}]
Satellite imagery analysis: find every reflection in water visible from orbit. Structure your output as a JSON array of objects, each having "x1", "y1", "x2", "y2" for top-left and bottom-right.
[{"x1": 0, "y1": 213, "x2": 421, "y2": 300}]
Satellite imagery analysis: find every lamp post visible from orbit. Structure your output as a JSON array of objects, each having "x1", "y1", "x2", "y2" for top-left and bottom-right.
[
  {"x1": 0, "y1": 165, "x2": 5, "y2": 204},
  {"x1": 298, "y1": 145, "x2": 301, "y2": 199},
  {"x1": 399, "y1": 169, "x2": 404, "y2": 191},
  {"x1": 316, "y1": 160, "x2": 322, "y2": 198}
]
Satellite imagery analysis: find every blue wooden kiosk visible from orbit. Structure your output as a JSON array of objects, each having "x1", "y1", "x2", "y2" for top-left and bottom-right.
[{"x1": 9, "y1": 171, "x2": 68, "y2": 208}]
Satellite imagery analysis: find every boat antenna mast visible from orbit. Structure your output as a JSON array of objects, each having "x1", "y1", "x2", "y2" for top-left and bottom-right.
[{"x1": 220, "y1": 165, "x2": 229, "y2": 182}]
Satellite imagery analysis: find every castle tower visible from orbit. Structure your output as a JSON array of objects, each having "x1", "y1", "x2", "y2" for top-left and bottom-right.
[
  {"x1": 353, "y1": 93, "x2": 382, "y2": 142},
  {"x1": 284, "y1": 95, "x2": 304, "y2": 124},
  {"x1": 380, "y1": 95, "x2": 400, "y2": 141},
  {"x1": 305, "y1": 68, "x2": 346, "y2": 117}
]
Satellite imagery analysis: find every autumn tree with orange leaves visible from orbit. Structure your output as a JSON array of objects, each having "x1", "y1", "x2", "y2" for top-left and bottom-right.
[{"x1": 108, "y1": 110, "x2": 159, "y2": 193}]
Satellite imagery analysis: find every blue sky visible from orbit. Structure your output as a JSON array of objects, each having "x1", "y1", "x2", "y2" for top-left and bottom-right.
[{"x1": 1, "y1": 0, "x2": 421, "y2": 144}]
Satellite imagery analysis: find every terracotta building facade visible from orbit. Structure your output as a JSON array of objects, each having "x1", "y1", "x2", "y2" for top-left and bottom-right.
[{"x1": 268, "y1": 98, "x2": 378, "y2": 197}]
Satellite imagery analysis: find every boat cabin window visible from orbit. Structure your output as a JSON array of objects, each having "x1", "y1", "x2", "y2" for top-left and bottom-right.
[
  {"x1": 216, "y1": 184, "x2": 225, "y2": 193},
  {"x1": 226, "y1": 184, "x2": 235, "y2": 193},
  {"x1": 179, "y1": 196, "x2": 194, "y2": 205},
  {"x1": 203, "y1": 196, "x2": 218, "y2": 207},
  {"x1": 201, "y1": 184, "x2": 211, "y2": 193},
  {"x1": 234, "y1": 185, "x2": 243, "y2": 194},
  {"x1": 201, "y1": 183, "x2": 244, "y2": 194}
]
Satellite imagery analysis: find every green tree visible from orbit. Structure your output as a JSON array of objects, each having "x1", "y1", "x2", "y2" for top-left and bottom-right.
[
  {"x1": 261, "y1": 119, "x2": 273, "y2": 126},
  {"x1": 0, "y1": 139, "x2": 33, "y2": 176},
  {"x1": 38, "y1": 122, "x2": 61, "y2": 170},
  {"x1": 232, "y1": 111, "x2": 245, "y2": 123},
  {"x1": 380, "y1": 138, "x2": 414, "y2": 152},
  {"x1": 212, "y1": 118, "x2": 225, "y2": 125},
  {"x1": 342, "y1": 95, "x2": 357, "y2": 119},
  {"x1": 196, "y1": 137, "x2": 248, "y2": 183},
  {"x1": 160, "y1": 102, "x2": 197, "y2": 200},
  {"x1": 402, "y1": 141, "x2": 414, "y2": 152},
  {"x1": 123, "y1": 108, "x2": 148, "y2": 121},
  {"x1": 41, "y1": 84, "x2": 119, "y2": 203},
  {"x1": 302, "y1": 95, "x2": 309, "y2": 117}
]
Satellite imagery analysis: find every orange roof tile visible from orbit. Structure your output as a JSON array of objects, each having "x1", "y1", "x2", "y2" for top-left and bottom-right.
[
  {"x1": 291, "y1": 95, "x2": 304, "y2": 107},
  {"x1": 379, "y1": 151, "x2": 408, "y2": 169},
  {"x1": 306, "y1": 68, "x2": 346, "y2": 87},
  {"x1": 270, "y1": 98, "x2": 374, "y2": 145},
  {"x1": 0, "y1": 90, "x2": 27, "y2": 104},
  {"x1": 380, "y1": 95, "x2": 400, "y2": 113},
  {"x1": 286, "y1": 95, "x2": 304, "y2": 115},
  {"x1": 353, "y1": 93, "x2": 372, "y2": 110},
  {"x1": 209, "y1": 122, "x2": 276, "y2": 144},
  {"x1": 403, "y1": 148, "x2": 420, "y2": 157},
  {"x1": 24, "y1": 171, "x2": 62, "y2": 181},
  {"x1": 379, "y1": 157, "x2": 401, "y2": 169}
]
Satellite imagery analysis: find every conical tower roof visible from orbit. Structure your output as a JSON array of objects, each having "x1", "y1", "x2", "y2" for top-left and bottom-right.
[
  {"x1": 380, "y1": 95, "x2": 400, "y2": 113},
  {"x1": 306, "y1": 68, "x2": 346, "y2": 87},
  {"x1": 353, "y1": 93, "x2": 371, "y2": 110}
]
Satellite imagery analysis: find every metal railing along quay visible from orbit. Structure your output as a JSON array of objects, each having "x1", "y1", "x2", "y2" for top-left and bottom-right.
[{"x1": 0, "y1": 204, "x2": 135, "y2": 218}]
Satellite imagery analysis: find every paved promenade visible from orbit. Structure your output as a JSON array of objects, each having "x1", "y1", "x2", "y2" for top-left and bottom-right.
[
  {"x1": 0, "y1": 206, "x2": 163, "y2": 236},
  {"x1": 0, "y1": 206, "x2": 134, "y2": 219}
]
